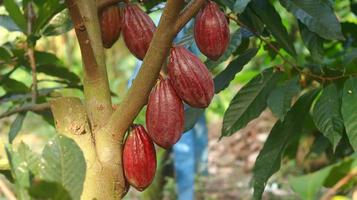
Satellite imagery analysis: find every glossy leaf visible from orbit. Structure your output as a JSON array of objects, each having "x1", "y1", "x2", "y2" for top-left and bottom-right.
[
  {"x1": 3, "y1": 0, "x2": 26, "y2": 32},
  {"x1": 341, "y1": 77, "x2": 357, "y2": 150},
  {"x1": 280, "y1": 0, "x2": 344, "y2": 40},
  {"x1": 267, "y1": 77, "x2": 300, "y2": 121},
  {"x1": 312, "y1": 84, "x2": 344, "y2": 149},
  {"x1": 222, "y1": 68, "x2": 282, "y2": 137},
  {"x1": 214, "y1": 48, "x2": 258, "y2": 93},
  {"x1": 250, "y1": 0, "x2": 296, "y2": 57},
  {"x1": 8, "y1": 112, "x2": 27, "y2": 144},
  {"x1": 39, "y1": 135, "x2": 86, "y2": 200},
  {"x1": 253, "y1": 89, "x2": 320, "y2": 200}
]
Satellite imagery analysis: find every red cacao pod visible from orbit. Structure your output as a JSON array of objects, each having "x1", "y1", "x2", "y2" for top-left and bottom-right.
[
  {"x1": 146, "y1": 78, "x2": 184, "y2": 149},
  {"x1": 123, "y1": 125, "x2": 156, "y2": 191},
  {"x1": 194, "y1": 1, "x2": 230, "y2": 60},
  {"x1": 122, "y1": 4, "x2": 156, "y2": 60},
  {"x1": 99, "y1": 5, "x2": 121, "y2": 48},
  {"x1": 168, "y1": 46, "x2": 214, "y2": 108}
]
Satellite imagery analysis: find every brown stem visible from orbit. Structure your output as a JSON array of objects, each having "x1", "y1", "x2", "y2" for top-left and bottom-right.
[
  {"x1": 174, "y1": 0, "x2": 206, "y2": 33},
  {"x1": 26, "y1": 3, "x2": 37, "y2": 104},
  {"x1": 0, "y1": 103, "x2": 50, "y2": 119},
  {"x1": 102, "y1": 0, "x2": 187, "y2": 142},
  {"x1": 227, "y1": 14, "x2": 357, "y2": 82},
  {"x1": 66, "y1": 0, "x2": 112, "y2": 130},
  {"x1": 320, "y1": 169, "x2": 357, "y2": 200}
]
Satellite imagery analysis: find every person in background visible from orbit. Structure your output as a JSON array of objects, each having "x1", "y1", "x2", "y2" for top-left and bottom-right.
[{"x1": 127, "y1": 8, "x2": 209, "y2": 200}]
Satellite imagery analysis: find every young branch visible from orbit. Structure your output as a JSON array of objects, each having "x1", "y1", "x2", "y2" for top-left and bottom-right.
[
  {"x1": 0, "y1": 103, "x2": 50, "y2": 119},
  {"x1": 103, "y1": 0, "x2": 191, "y2": 141},
  {"x1": 66, "y1": 0, "x2": 112, "y2": 129},
  {"x1": 26, "y1": 3, "x2": 37, "y2": 104},
  {"x1": 320, "y1": 169, "x2": 357, "y2": 200},
  {"x1": 174, "y1": 0, "x2": 206, "y2": 34}
]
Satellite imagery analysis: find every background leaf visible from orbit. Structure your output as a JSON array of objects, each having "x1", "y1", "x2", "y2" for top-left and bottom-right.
[
  {"x1": 312, "y1": 83, "x2": 344, "y2": 149},
  {"x1": 8, "y1": 112, "x2": 27, "y2": 144},
  {"x1": 299, "y1": 22, "x2": 324, "y2": 63},
  {"x1": 233, "y1": 0, "x2": 252, "y2": 14},
  {"x1": 222, "y1": 68, "x2": 282, "y2": 137},
  {"x1": 0, "y1": 15, "x2": 21, "y2": 32},
  {"x1": 33, "y1": 0, "x2": 66, "y2": 34},
  {"x1": 39, "y1": 135, "x2": 86, "y2": 200},
  {"x1": 280, "y1": 0, "x2": 344, "y2": 40},
  {"x1": 341, "y1": 77, "x2": 357, "y2": 150},
  {"x1": 3, "y1": 0, "x2": 26, "y2": 32},
  {"x1": 253, "y1": 89, "x2": 320, "y2": 200}
]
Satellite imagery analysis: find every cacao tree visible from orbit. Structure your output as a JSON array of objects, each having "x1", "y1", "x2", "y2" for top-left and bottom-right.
[{"x1": 0, "y1": 0, "x2": 357, "y2": 200}]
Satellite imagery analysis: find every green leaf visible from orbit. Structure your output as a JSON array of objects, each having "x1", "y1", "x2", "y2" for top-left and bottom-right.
[
  {"x1": 184, "y1": 108, "x2": 204, "y2": 132},
  {"x1": 351, "y1": 3, "x2": 357, "y2": 16},
  {"x1": 0, "y1": 46, "x2": 13, "y2": 62},
  {"x1": 1, "y1": 78, "x2": 29, "y2": 94},
  {"x1": 214, "y1": 48, "x2": 258, "y2": 93},
  {"x1": 299, "y1": 22, "x2": 324, "y2": 63},
  {"x1": 205, "y1": 30, "x2": 242, "y2": 69},
  {"x1": 3, "y1": 0, "x2": 26, "y2": 32},
  {"x1": 341, "y1": 77, "x2": 357, "y2": 150},
  {"x1": 312, "y1": 84, "x2": 344, "y2": 149},
  {"x1": 34, "y1": 0, "x2": 66, "y2": 34},
  {"x1": 42, "y1": 9, "x2": 73, "y2": 36},
  {"x1": 233, "y1": 0, "x2": 252, "y2": 14},
  {"x1": 39, "y1": 135, "x2": 86, "y2": 200},
  {"x1": 267, "y1": 77, "x2": 300, "y2": 121},
  {"x1": 252, "y1": 89, "x2": 320, "y2": 200},
  {"x1": 28, "y1": 181, "x2": 71, "y2": 200},
  {"x1": 222, "y1": 68, "x2": 282, "y2": 137},
  {"x1": 290, "y1": 154, "x2": 357, "y2": 200},
  {"x1": 0, "y1": 15, "x2": 21, "y2": 32},
  {"x1": 279, "y1": 0, "x2": 344, "y2": 40},
  {"x1": 8, "y1": 112, "x2": 27, "y2": 144},
  {"x1": 250, "y1": 0, "x2": 296, "y2": 57},
  {"x1": 239, "y1": 7, "x2": 265, "y2": 34}
]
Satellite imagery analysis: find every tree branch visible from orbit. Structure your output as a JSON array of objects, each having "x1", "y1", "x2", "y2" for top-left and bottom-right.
[
  {"x1": 102, "y1": 0, "x2": 187, "y2": 142},
  {"x1": 174, "y1": 0, "x2": 206, "y2": 34},
  {"x1": 0, "y1": 103, "x2": 50, "y2": 119},
  {"x1": 66, "y1": 0, "x2": 112, "y2": 130},
  {"x1": 320, "y1": 169, "x2": 357, "y2": 200}
]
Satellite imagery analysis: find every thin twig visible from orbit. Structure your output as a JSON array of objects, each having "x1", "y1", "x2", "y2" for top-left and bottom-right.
[
  {"x1": 227, "y1": 14, "x2": 357, "y2": 82},
  {"x1": 174, "y1": 0, "x2": 206, "y2": 34},
  {"x1": 0, "y1": 103, "x2": 50, "y2": 119},
  {"x1": 26, "y1": 3, "x2": 37, "y2": 104},
  {"x1": 320, "y1": 169, "x2": 357, "y2": 200},
  {"x1": 0, "y1": 178, "x2": 17, "y2": 200}
]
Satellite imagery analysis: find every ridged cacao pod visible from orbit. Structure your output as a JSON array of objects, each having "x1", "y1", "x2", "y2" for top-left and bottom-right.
[
  {"x1": 123, "y1": 125, "x2": 156, "y2": 191},
  {"x1": 99, "y1": 5, "x2": 121, "y2": 48},
  {"x1": 146, "y1": 78, "x2": 184, "y2": 149},
  {"x1": 168, "y1": 46, "x2": 214, "y2": 108},
  {"x1": 122, "y1": 4, "x2": 156, "y2": 60},
  {"x1": 194, "y1": 1, "x2": 230, "y2": 60}
]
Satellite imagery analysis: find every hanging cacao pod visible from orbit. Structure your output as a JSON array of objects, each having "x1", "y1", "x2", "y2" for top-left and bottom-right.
[
  {"x1": 122, "y1": 4, "x2": 156, "y2": 60},
  {"x1": 123, "y1": 125, "x2": 156, "y2": 191},
  {"x1": 168, "y1": 46, "x2": 214, "y2": 108},
  {"x1": 146, "y1": 78, "x2": 184, "y2": 149},
  {"x1": 99, "y1": 5, "x2": 121, "y2": 48},
  {"x1": 194, "y1": 1, "x2": 230, "y2": 60}
]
